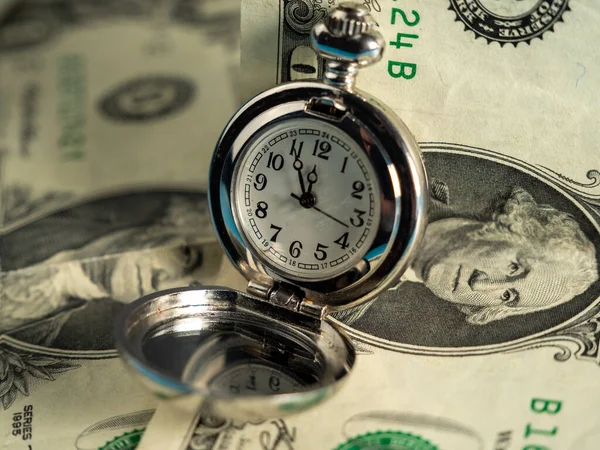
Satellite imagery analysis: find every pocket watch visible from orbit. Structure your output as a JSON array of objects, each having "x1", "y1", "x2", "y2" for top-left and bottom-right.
[{"x1": 115, "y1": 3, "x2": 428, "y2": 423}]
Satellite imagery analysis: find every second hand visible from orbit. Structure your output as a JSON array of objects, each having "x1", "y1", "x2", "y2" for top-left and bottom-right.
[{"x1": 290, "y1": 193, "x2": 349, "y2": 228}]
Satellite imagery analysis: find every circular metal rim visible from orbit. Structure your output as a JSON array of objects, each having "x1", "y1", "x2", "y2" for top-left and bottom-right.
[{"x1": 209, "y1": 81, "x2": 428, "y2": 311}]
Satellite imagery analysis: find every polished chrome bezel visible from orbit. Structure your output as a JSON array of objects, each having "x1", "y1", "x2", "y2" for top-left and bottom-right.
[{"x1": 209, "y1": 81, "x2": 428, "y2": 311}]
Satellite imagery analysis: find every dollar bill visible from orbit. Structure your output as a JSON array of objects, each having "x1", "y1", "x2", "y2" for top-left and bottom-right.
[
  {"x1": 139, "y1": 0, "x2": 600, "y2": 449},
  {"x1": 0, "y1": 0, "x2": 248, "y2": 448}
]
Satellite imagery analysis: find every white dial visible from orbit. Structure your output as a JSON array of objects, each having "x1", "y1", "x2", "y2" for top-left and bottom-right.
[{"x1": 233, "y1": 118, "x2": 381, "y2": 280}]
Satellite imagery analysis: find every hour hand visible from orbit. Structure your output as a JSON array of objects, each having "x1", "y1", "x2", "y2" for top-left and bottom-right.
[{"x1": 306, "y1": 165, "x2": 318, "y2": 194}]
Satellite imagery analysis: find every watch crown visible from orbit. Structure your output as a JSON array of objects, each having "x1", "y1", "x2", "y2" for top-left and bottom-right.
[
  {"x1": 311, "y1": 3, "x2": 385, "y2": 90},
  {"x1": 326, "y1": 4, "x2": 375, "y2": 37}
]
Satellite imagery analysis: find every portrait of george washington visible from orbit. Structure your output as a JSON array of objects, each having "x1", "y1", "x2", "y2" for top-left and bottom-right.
[
  {"x1": 334, "y1": 151, "x2": 600, "y2": 348},
  {"x1": 1, "y1": 190, "x2": 228, "y2": 351}
]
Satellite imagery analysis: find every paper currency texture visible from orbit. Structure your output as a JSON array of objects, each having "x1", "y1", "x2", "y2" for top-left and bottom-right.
[
  {"x1": 138, "y1": 1, "x2": 600, "y2": 449},
  {"x1": 0, "y1": 0, "x2": 246, "y2": 448}
]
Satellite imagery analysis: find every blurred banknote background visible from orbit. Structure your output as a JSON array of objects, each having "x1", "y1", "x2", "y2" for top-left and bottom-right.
[
  {"x1": 1, "y1": 0, "x2": 600, "y2": 449},
  {"x1": 0, "y1": 0, "x2": 246, "y2": 448}
]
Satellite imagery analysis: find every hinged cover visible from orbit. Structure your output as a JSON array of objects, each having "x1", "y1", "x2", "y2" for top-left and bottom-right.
[{"x1": 115, "y1": 286, "x2": 355, "y2": 422}]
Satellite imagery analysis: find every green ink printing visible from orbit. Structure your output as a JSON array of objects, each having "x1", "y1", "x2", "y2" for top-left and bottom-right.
[
  {"x1": 334, "y1": 430, "x2": 439, "y2": 450},
  {"x1": 57, "y1": 54, "x2": 87, "y2": 161},
  {"x1": 98, "y1": 428, "x2": 145, "y2": 450}
]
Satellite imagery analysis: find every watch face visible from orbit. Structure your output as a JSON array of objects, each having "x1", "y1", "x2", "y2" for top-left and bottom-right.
[{"x1": 232, "y1": 118, "x2": 382, "y2": 280}]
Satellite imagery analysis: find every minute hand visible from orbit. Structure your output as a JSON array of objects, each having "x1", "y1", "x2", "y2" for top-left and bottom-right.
[{"x1": 292, "y1": 151, "x2": 307, "y2": 194}]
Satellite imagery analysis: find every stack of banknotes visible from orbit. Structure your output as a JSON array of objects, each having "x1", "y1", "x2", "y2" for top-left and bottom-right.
[{"x1": 0, "y1": 1, "x2": 598, "y2": 449}]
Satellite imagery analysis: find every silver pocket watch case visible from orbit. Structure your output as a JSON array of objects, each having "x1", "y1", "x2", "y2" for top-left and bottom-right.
[{"x1": 115, "y1": 3, "x2": 428, "y2": 423}]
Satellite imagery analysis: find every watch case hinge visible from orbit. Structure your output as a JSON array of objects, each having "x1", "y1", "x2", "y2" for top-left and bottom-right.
[{"x1": 247, "y1": 278, "x2": 325, "y2": 320}]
